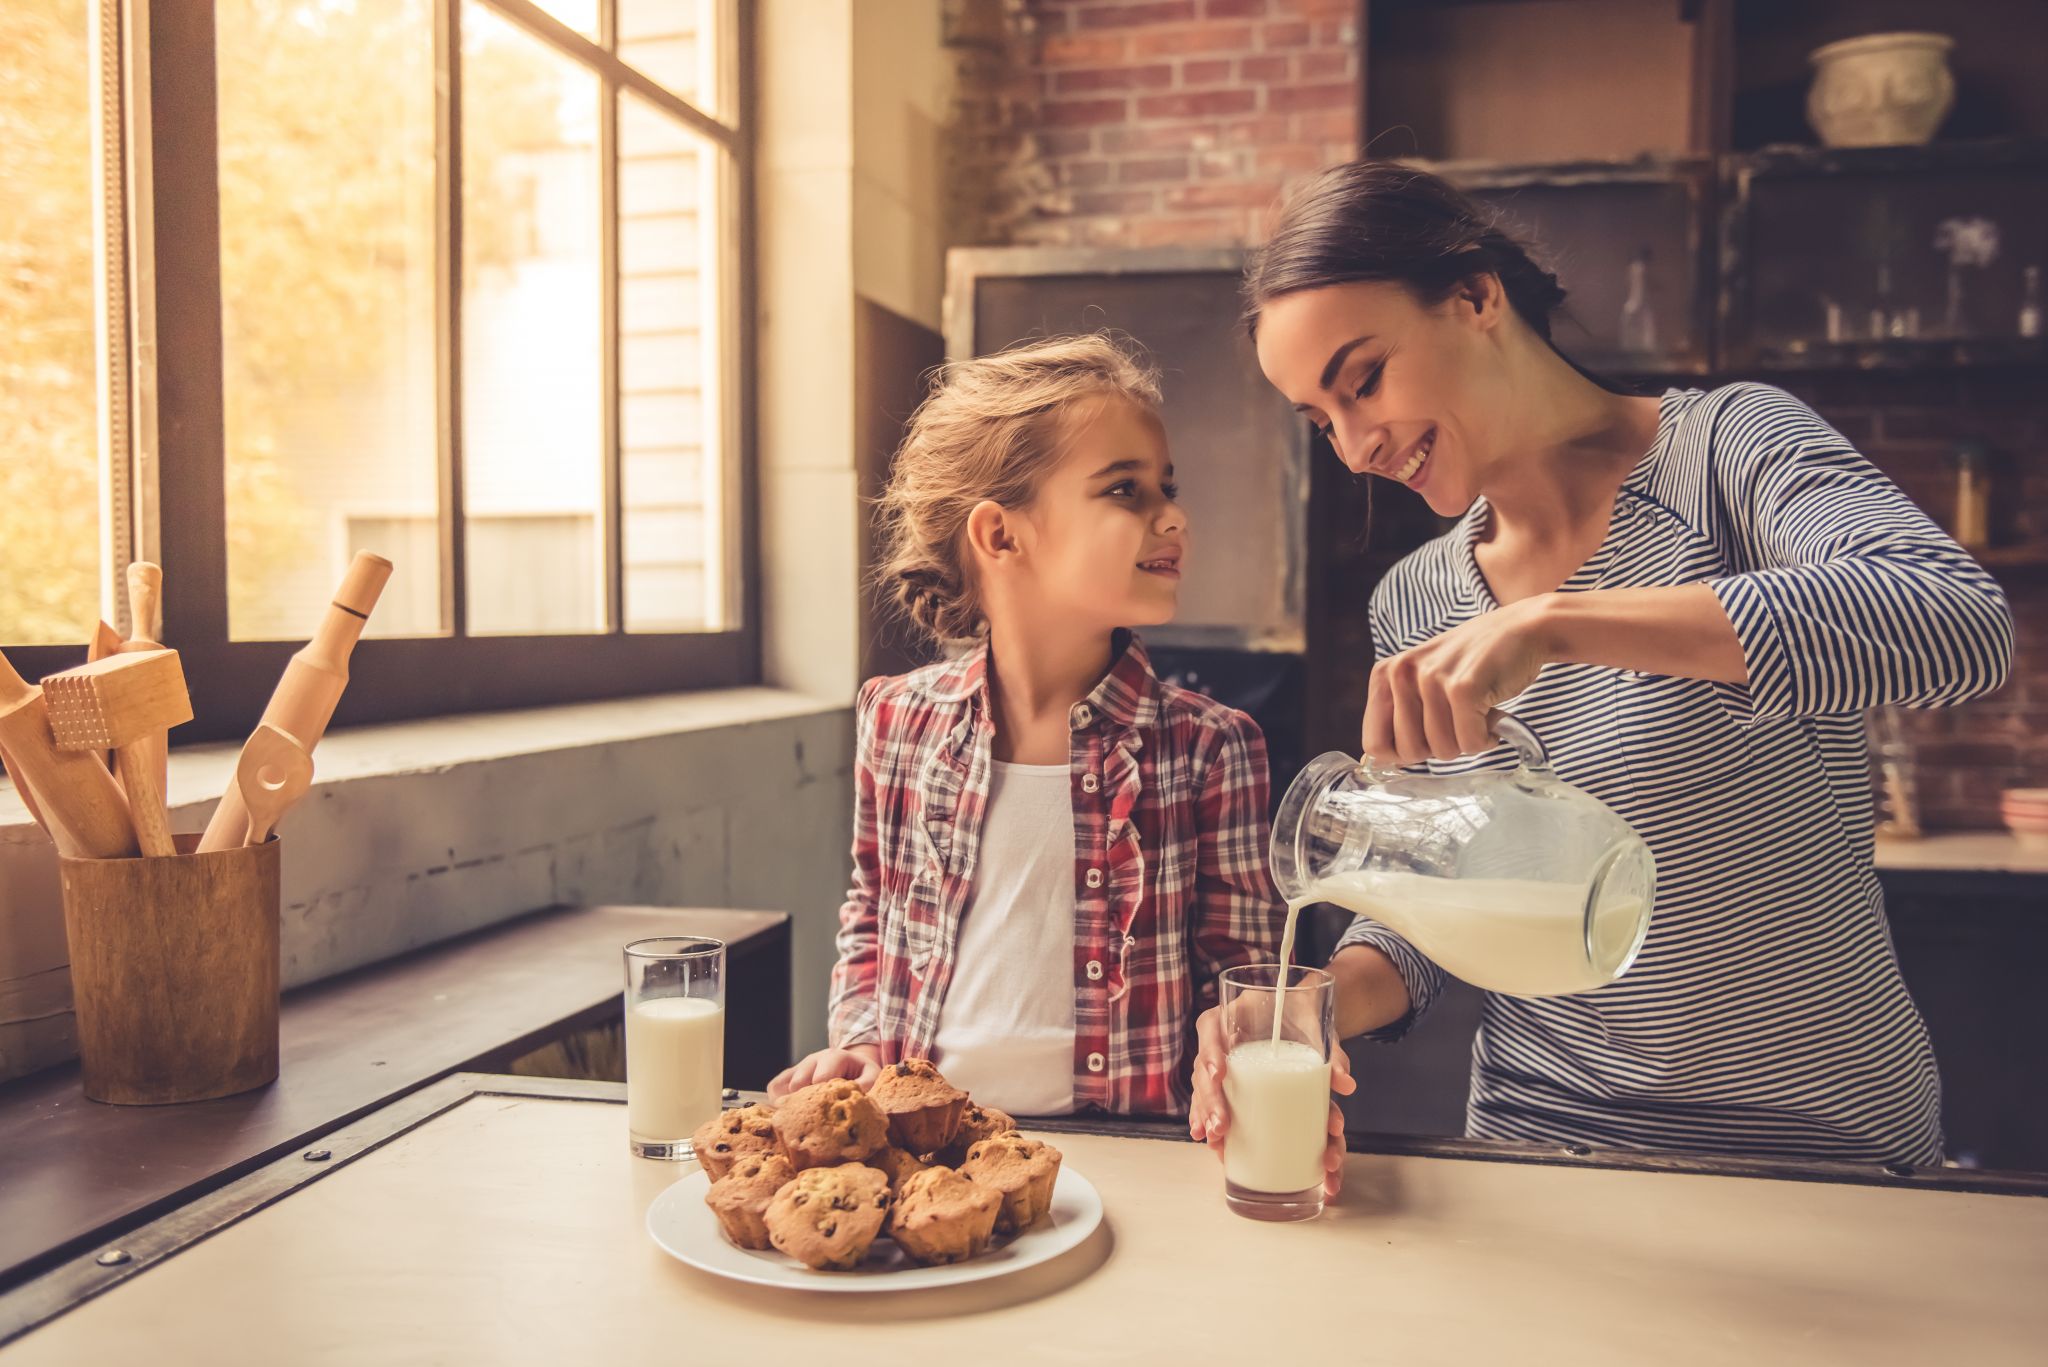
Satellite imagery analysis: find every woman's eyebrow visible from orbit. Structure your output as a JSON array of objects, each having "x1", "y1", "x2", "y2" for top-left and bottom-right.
[{"x1": 1320, "y1": 334, "x2": 1375, "y2": 390}]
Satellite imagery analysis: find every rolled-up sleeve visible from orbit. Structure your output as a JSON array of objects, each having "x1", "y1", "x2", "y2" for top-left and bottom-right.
[
  {"x1": 1330, "y1": 591, "x2": 1448, "y2": 1042},
  {"x1": 1703, "y1": 385, "x2": 2013, "y2": 727}
]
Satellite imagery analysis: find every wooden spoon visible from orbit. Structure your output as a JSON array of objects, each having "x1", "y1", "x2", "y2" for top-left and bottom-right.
[{"x1": 235, "y1": 724, "x2": 314, "y2": 847}]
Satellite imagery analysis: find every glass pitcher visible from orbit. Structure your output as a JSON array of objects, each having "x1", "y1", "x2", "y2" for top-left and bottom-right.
[{"x1": 1271, "y1": 712, "x2": 1655, "y2": 998}]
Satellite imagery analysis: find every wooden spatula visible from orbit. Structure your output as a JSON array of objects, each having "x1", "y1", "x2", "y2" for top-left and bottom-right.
[
  {"x1": 90, "y1": 619, "x2": 122, "y2": 663},
  {"x1": 199, "y1": 552, "x2": 389, "y2": 853},
  {"x1": 235, "y1": 724, "x2": 314, "y2": 846}
]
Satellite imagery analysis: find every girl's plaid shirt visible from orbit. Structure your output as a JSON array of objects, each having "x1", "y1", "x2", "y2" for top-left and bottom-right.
[{"x1": 827, "y1": 632, "x2": 1284, "y2": 1115}]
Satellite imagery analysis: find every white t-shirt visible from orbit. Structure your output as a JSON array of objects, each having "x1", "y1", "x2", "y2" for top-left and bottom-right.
[{"x1": 928, "y1": 760, "x2": 1078, "y2": 1116}]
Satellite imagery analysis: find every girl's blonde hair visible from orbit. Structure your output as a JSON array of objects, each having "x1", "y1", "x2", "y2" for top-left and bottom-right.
[{"x1": 875, "y1": 332, "x2": 1162, "y2": 643}]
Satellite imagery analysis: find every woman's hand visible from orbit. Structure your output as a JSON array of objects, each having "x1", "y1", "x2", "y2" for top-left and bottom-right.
[
  {"x1": 1363, "y1": 593, "x2": 1559, "y2": 766},
  {"x1": 1189, "y1": 1004, "x2": 1358, "y2": 1198},
  {"x1": 768, "y1": 1044, "x2": 883, "y2": 1100}
]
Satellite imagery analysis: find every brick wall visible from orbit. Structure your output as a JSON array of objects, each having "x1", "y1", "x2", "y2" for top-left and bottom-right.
[{"x1": 948, "y1": 0, "x2": 1361, "y2": 248}]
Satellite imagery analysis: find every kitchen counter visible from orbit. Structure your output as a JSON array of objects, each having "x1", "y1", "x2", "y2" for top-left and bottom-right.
[
  {"x1": 4, "y1": 1074, "x2": 2044, "y2": 1366},
  {"x1": 0, "y1": 904, "x2": 789, "y2": 1293},
  {"x1": 1873, "y1": 831, "x2": 2048, "y2": 876}
]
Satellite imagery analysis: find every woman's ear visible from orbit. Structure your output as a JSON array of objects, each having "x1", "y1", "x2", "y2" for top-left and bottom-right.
[
  {"x1": 964, "y1": 499, "x2": 1020, "y2": 569},
  {"x1": 1456, "y1": 272, "x2": 1506, "y2": 330}
]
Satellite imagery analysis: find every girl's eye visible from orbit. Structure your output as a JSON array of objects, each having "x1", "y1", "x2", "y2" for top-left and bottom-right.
[
  {"x1": 1162, "y1": 482, "x2": 1180, "y2": 502},
  {"x1": 1107, "y1": 479, "x2": 1136, "y2": 497},
  {"x1": 1356, "y1": 361, "x2": 1386, "y2": 400}
]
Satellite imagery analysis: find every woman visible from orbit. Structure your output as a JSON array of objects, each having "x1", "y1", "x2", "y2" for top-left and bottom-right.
[{"x1": 1192, "y1": 162, "x2": 2013, "y2": 1181}]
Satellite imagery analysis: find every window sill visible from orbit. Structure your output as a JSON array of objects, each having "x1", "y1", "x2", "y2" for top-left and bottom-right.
[
  {"x1": 0, "y1": 687, "x2": 858, "y2": 1083},
  {"x1": 1, "y1": 686, "x2": 844, "y2": 836}
]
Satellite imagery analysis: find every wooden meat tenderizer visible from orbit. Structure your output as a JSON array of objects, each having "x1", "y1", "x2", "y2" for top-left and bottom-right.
[
  {"x1": 0, "y1": 619, "x2": 125, "y2": 838},
  {"x1": 198, "y1": 551, "x2": 392, "y2": 854},
  {"x1": 41, "y1": 650, "x2": 193, "y2": 858},
  {"x1": 0, "y1": 648, "x2": 139, "y2": 859}
]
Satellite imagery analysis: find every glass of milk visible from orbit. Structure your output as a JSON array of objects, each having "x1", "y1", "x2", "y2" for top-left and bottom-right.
[
  {"x1": 623, "y1": 936, "x2": 726, "y2": 1159},
  {"x1": 1218, "y1": 963, "x2": 1336, "y2": 1222}
]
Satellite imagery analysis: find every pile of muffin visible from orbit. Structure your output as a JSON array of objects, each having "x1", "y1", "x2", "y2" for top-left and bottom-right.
[{"x1": 693, "y1": 1059, "x2": 1063, "y2": 1272}]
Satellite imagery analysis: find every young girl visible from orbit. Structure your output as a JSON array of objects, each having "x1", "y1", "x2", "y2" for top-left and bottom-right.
[{"x1": 768, "y1": 334, "x2": 1283, "y2": 1117}]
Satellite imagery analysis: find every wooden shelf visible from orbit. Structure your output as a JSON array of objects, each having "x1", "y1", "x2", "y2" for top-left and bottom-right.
[
  {"x1": 1976, "y1": 543, "x2": 2048, "y2": 568},
  {"x1": 1746, "y1": 338, "x2": 2048, "y2": 373},
  {"x1": 1737, "y1": 137, "x2": 2048, "y2": 178}
]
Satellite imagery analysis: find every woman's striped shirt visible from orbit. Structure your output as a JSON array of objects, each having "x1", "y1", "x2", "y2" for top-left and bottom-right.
[{"x1": 1335, "y1": 382, "x2": 2014, "y2": 1165}]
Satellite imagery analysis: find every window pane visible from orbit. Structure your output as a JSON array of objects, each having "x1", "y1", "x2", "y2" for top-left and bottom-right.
[
  {"x1": 462, "y1": 1, "x2": 605, "y2": 635},
  {"x1": 217, "y1": 0, "x2": 441, "y2": 640},
  {"x1": 526, "y1": 0, "x2": 598, "y2": 41},
  {"x1": 1, "y1": 0, "x2": 103, "y2": 645},
  {"x1": 618, "y1": 0, "x2": 732, "y2": 123},
  {"x1": 619, "y1": 92, "x2": 730, "y2": 632}
]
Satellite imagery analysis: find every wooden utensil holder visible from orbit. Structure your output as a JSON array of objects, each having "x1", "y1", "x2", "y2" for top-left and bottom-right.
[{"x1": 59, "y1": 834, "x2": 281, "y2": 1105}]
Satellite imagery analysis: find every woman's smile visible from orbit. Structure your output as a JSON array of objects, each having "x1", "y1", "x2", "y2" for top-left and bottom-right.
[{"x1": 1386, "y1": 425, "x2": 1436, "y2": 488}]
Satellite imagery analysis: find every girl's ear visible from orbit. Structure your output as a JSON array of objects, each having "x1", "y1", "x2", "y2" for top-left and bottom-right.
[{"x1": 964, "y1": 499, "x2": 1021, "y2": 567}]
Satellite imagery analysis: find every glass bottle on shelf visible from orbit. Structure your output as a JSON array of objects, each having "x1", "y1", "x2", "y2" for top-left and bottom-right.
[
  {"x1": 1935, "y1": 216, "x2": 2000, "y2": 339},
  {"x1": 1952, "y1": 440, "x2": 1991, "y2": 550},
  {"x1": 1618, "y1": 248, "x2": 1657, "y2": 353}
]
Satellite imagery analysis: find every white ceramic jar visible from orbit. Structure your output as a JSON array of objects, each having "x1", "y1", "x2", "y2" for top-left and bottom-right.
[{"x1": 1807, "y1": 32, "x2": 1955, "y2": 148}]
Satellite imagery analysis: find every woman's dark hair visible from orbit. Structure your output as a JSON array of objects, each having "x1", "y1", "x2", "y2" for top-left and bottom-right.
[{"x1": 1243, "y1": 160, "x2": 1597, "y2": 377}]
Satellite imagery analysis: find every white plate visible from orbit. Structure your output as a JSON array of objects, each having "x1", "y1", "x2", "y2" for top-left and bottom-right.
[{"x1": 647, "y1": 1165, "x2": 1103, "y2": 1293}]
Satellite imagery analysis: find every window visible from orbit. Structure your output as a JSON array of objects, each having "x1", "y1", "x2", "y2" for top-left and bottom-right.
[
  {"x1": 3, "y1": 0, "x2": 752, "y2": 741},
  {"x1": 0, "y1": 0, "x2": 117, "y2": 648}
]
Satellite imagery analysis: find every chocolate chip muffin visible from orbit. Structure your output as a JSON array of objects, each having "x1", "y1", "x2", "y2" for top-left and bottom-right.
[
  {"x1": 764, "y1": 1165, "x2": 893, "y2": 1271},
  {"x1": 888, "y1": 1165, "x2": 1002, "y2": 1266},
  {"x1": 704, "y1": 1151, "x2": 796, "y2": 1251},
  {"x1": 692, "y1": 1103, "x2": 781, "y2": 1181},
  {"x1": 960, "y1": 1133, "x2": 1062, "y2": 1235},
  {"x1": 868, "y1": 1144, "x2": 931, "y2": 1195},
  {"x1": 869, "y1": 1059, "x2": 969, "y2": 1154},
  {"x1": 936, "y1": 1101, "x2": 1018, "y2": 1166},
  {"x1": 771, "y1": 1079, "x2": 889, "y2": 1170}
]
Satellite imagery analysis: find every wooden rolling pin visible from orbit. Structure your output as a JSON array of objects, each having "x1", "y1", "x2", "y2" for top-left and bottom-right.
[
  {"x1": 0, "y1": 648, "x2": 139, "y2": 859},
  {"x1": 115, "y1": 563, "x2": 170, "y2": 799},
  {"x1": 197, "y1": 552, "x2": 391, "y2": 854},
  {"x1": 41, "y1": 650, "x2": 193, "y2": 857}
]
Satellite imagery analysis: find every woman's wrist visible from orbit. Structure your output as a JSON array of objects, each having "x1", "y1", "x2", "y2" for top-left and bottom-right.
[
  {"x1": 1519, "y1": 590, "x2": 1577, "y2": 666},
  {"x1": 1328, "y1": 943, "x2": 1412, "y2": 1039}
]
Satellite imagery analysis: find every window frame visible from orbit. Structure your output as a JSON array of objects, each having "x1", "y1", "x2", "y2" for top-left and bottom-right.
[{"x1": 10, "y1": 0, "x2": 758, "y2": 745}]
